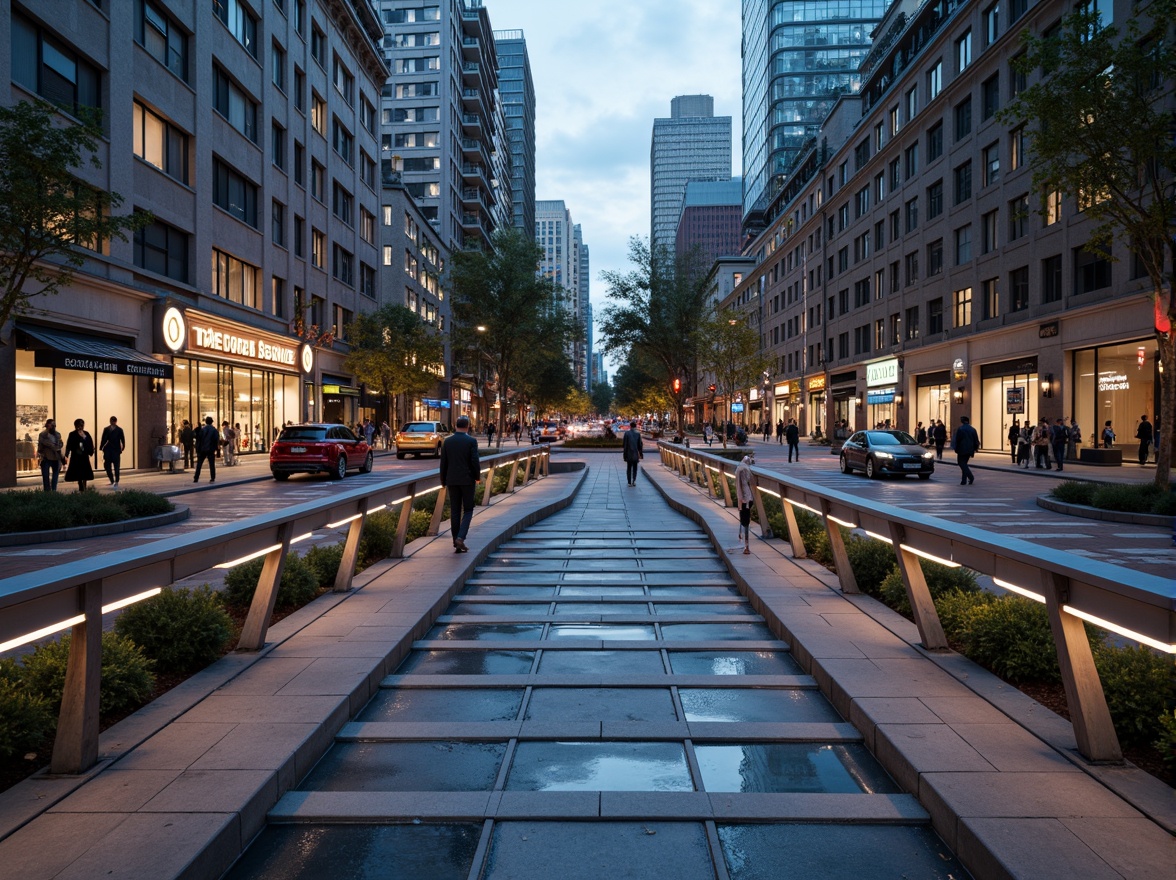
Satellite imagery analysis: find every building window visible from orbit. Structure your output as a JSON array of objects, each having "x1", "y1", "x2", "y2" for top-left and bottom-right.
[
  {"x1": 905, "y1": 251, "x2": 919, "y2": 285},
  {"x1": 982, "y1": 210, "x2": 999, "y2": 253},
  {"x1": 905, "y1": 306, "x2": 920, "y2": 339},
  {"x1": 11, "y1": 15, "x2": 102, "y2": 115},
  {"x1": 211, "y1": 248, "x2": 259, "y2": 308},
  {"x1": 1009, "y1": 194, "x2": 1028, "y2": 240},
  {"x1": 1010, "y1": 266, "x2": 1029, "y2": 311},
  {"x1": 980, "y1": 143, "x2": 999, "y2": 188},
  {"x1": 331, "y1": 304, "x2": 351, "y2": 341},
  {"x1": 213, "y1": 0, "x2": 257, "y2": 57},
  {"x1": 271, "y1": 40, "x2": 286, "y2": 91},
  {"x1": 1044, "y1": 190, "x2": 1062, "y2": 225},
  {"x1": 953, "y1": 287, "x2": 973, "y2": 327},
  {"x1": 927, "y1": 180, "x2": 943, "y2": 219},
  {"x1": 294, "y1": 0, "x2": 305, "y2": 34},
  {"x1": 332, "y1": 244, "x2": 354, "y2": 286},
  {"x1": 134, "y1": 216, "x2": 188, "y2": 282},
  {"x1": 136, "y1": 0, "x2": 187, "y2": 80},
  {"x1": 1073, "y1": 248, "x2": 1110, "y2": 294},
  {"x1": 981, "y1": 74, "x2": 1000, "y2": 119},
  {"x1": 133, "y1": 101, "x2": 188, "y2": 184},
  {"x1": 1010, "y1": 54, "x2": 1027, "y2": 97},
  {"x1": 293, "y1": 215, "x2": 304, "y2": 257},
  {"x1": 294, "y1": 141, "x2": 305, "y2": 186},
  {"x1": 905, "y1": 197, "x2": 919, "y2": 233},
  {"x1": 382, "y1": 245, "x2": 393, "y2": 266},
  {"x1": 984, "y1": 2, "x2": 1000, "y2": 45},
  {"x1": 1042, "y1": 254, "x2": 1063, "y2": 302},
  {"x1": 332, "y1": 182, "x2": 353, "y2": 226},
  {"x1": 853, "y1": 324, "x2": 871, "y2": 355},
  {"x1": 982, "y1": 277, "x2": 999, "y2": 319},
  {"x1": 928, "y1": 60, "x2": 943, "y2": 99},
  {"x1": 875, "y1": 318, "x2": 886, "y2": 350},
  {"x1": 928, "y1": 297, "x2": 944, "y2": 334},
  {"x1": 311, "y1": 228, "x2": 325, "y2": 268},
  {"x1": 360, "y1": 208, "x2": 376, "y2": 245},
  {"x1": 905, "y1": 142, "x2": 919, "y2": 178},
  {"x1": 269, "y1": 276, "x2": 285, "y2": 318},
  {"x1": 954, "y1": 98, "x2": 972, "y2": 140},
  {"x1": 956, "y1": 29, "x2": 972, "y2": 71},
  {"x1": 1010, "y1": 126, "x2": 1026, "y2": 171},
  {"x1": 271, "y1": 121, "x2": 286, "y2": 170},
  {"x1": 854, "y1": 278, "x2": 871, "y2": 308},
  {"x1": 360, "y1": 262, "x2": 376, "y2": 298},
  {"x1": 955, "y1": 224, "x2": 972, "y2": 264},
  {"x1": 928, "y1": 239, "x2": 944, "y2": 276},
  {"x1": 293, "y1": 67, "x2": 305, "y2": 112},
  {"x1": 311, "y1": 23, "x2": 326, "y2": 65},
  {"x1": 888, "y1": 157, "x2": 901, "y2": 191},
  {"x1": 212, "y1": 158, "x2": 258, "y2": 227},
  {"x1": 271, "y1": 199, "x2": 285, "y2": 246},
  {"x1": 213, "y1": 66, "x2": 257, "y2": 142},
  {"x1": 906, "y1": 85, "x2": 918, "y2": 121},
  {"x1": 332, "y1": 55, "x2": 354, "y2": 105},
  {"x1": 311, "y1": 161, "x2": 325, "y2": 201},
  {"x1": 954, "y1": 161, "x2": 972, "y2": 204},
  {"x1": 927, "y1": 121, "x2": 943, "y2": 162},
  {"x1": 331, "y1": 117, "x2": 353, "y2": 165},
  {"x1": 311, "y1": 92, "x2": 326, "y2": 135}
]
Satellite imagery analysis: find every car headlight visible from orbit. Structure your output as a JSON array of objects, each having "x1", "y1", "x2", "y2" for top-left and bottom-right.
[
  {"x1": 923, "y1": 451, "x2": 935, "y2": 460},
  {"x1": 873, "y1": 451, "x2": 894, "y2": 460}
]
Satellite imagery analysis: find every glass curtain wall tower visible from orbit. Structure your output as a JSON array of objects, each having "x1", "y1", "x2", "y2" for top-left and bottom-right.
[{"x1": 494, "y1": 29, "x2": 535, "y2": 239}]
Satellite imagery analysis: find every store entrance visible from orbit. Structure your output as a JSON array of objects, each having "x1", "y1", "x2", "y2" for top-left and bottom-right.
[{"x1": 980, "y1": 361, "x2": 1038, "y2": 452}]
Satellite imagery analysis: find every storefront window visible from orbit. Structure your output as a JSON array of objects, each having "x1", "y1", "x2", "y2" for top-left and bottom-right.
[
  {"x1": 1073, "y1": 341, "x2": 1157, "y2": 448},
  {"x1": 916, "y1": 372, "x2": 951, "y2": 439},
  {"x1": 808, "y1": 391, "x2": 825, "y2": 438},
  {"x1": 167, "y1": 358, "x2": 300, "y2": 452},
  {"x1": 980, "y1": 359, "x2": 1038, "y2": 450}
]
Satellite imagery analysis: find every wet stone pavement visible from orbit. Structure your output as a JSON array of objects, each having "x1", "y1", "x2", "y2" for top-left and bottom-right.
[{"x1": 226, "y1": 463, "x2": 969, "y2": 879}]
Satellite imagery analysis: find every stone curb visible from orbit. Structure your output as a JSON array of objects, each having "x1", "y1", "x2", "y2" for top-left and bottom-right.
[
  {"x1": 1036, "y1": 495, "x2": 1175, "y2": 528},
  {"x1": 0, "y1": 505, "x2": 191, "y2": 547}
]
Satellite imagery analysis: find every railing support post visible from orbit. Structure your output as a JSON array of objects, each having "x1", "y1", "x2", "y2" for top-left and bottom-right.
[
  {"x1": 391, "y1": 490, "x2": 415, "y2": 557},
  {"x1": 719, "y1": 466, "x2": 734, "y2": 508},
  {"x1": 821, "y1": 500, "x2": 859, "y2": 593},
  {"x1": 752, "y1": 478, "x2": 773, "y2": 538},
  {"x1": 782, "y1": 499, "x2": 807, "y2": 558},
  {"x1": 238, "y1": 523, "x2": 292, "y2": 651},
  {"x1": 50, "y1": 579, "x2": 102, "y2": 775},
  {"x1": 888, "y1": 523, "x2": 947, "y2": 650},
  {"x1": 506, "y1": 456, "x2": 521, "y2": 493},
  {"x1": 427, "y1": 488, "x2": 447, "y2": 536},
  {"x1": 1041, "y1": 571, "x2": 1123, "y2": 763},
  {"x1": 333, "y1": 500, "x2": 368, "y2": 592},
  {"x1": 482, "y1": 463, "x2": 497, "y2": 506}
]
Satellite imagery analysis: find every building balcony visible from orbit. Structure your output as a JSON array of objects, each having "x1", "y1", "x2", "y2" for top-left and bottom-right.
[
  {"x1": 461, "y1": 113, "x2": 483, "y2": 135},
  {"x1": 461, "y1": 62, "x2": 480, "y2": 85},
  {"x1": 460, "y1": 137, "x2": 489, "y2": 164},
  {"x1": 461, "y1": 36, "x2": 479, "y2": 59},
  {"x1": 461, "y1": 163, "x2": 490, "y2": 189}
]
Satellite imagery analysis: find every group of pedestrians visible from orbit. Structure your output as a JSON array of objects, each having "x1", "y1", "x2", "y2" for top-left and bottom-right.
[{"x1": 36, "y1": 416, "x2": 125, "y2": 493}]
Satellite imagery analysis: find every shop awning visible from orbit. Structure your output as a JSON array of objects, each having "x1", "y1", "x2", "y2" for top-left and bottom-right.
[{"x1": 19, "y1": 325, "x2": 173, "y2": 379}]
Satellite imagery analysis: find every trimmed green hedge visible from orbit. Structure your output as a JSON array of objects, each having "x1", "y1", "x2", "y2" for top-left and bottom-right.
[
  {"x1": 0, "y1": 488, "x2": 173, "y2": 533},
  {"x1": 114, "y1": 586, "x2": 233, "y2": 675},
  {"x1": 1050, "y1": 480, "x2": 1175, "y2": 515}
]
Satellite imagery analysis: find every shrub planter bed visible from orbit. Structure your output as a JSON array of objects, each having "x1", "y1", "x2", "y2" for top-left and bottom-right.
[{"x1": 0, "y1": 489, "x2": 185, "y2": 546}]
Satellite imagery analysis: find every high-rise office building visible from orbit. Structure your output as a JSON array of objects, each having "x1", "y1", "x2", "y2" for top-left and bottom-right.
[
  {"x1": 494, "y1": 29, "x2": 536, "y2": 239},
  {"x1": 580, "y1": 243, "x2": 592, "y2": 392},
  {"x1": 650, "y1": 96, "x2": 731, "y2": 256},
  {"x1": 741, "y1": 0, "x2": 888, "y2": 228},
  {"x1": 379, "y1": 0, "x2": 503, "y2": 251},
  {"x1": 537, "y1": 201, "x2": 588, "y2": 388},
  {"x1": 1, "y1": 0, "x2": 386, "y2": 486},
  {"x1": 676, "y1": 178, "x2": 744, "y2": 267}
]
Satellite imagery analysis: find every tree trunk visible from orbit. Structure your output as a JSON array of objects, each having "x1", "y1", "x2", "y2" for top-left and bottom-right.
[{"x1": 1155, "y1": 322, "x2": 1174, "y2": 487}]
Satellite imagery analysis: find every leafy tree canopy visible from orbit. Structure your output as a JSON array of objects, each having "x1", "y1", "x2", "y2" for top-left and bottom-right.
[{"x1": 344, "y1": 304, "x2": 445, "y2": 428}]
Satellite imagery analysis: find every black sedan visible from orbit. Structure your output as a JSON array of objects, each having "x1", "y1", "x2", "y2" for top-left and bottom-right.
[{"x1": 839, "y1": 430, "x2": 936, "y2": 479}]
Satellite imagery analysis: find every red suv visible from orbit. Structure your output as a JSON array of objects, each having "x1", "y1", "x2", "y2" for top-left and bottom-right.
[{"x1": 270, "y1": 424, "x2": 373, "y2": 480}]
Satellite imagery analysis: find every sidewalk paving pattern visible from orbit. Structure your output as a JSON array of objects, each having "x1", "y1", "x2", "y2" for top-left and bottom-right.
[{"x1": 225, "y1": 464, "x2": 968, "y2": 880}]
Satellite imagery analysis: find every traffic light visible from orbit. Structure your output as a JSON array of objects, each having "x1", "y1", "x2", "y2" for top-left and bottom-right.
[
  {"x1": 708, "y1": 384, "x2": 717, "y2": 393},
  {"x1": 672, "y1": 377, "x2": 681, "y2": 393}
]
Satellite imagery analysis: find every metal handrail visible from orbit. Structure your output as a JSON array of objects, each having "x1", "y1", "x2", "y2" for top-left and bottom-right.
[
  {"x1": 0, "y1": 445, "x2": 550, "y2": 775},
  {"x1": 657, "y1": 441, "x2": 1175, "y2": 764}
]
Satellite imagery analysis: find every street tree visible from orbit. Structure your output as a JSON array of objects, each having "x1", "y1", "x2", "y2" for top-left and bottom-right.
[
  {"x1": 598, "y1": 238, "x2": 712, "y2": 429},
  {"x1": 344, "y1": 304, "x2": 445, "y2": 429},
  {"x1": 999, "y1": 0, "x2": 1176, "y2": 485},
  {"x1": 590, "y1": 380, "x2": 613, "y2": 416},
  {"x1": 699, "y1": 308, "x2": 770, "y2": 446},
  {"x1": 513, "y1": 332, "x2": 577, "y2": 427},
  {"x1": 0, "y1": 101, "x2": 149, "y2": 336},
  {"x1": 449, "y1": 227, "x2": 577, "y2": 438},
  {"x1": 612, "y1": 353, "x2": 675, "y2": 421}
]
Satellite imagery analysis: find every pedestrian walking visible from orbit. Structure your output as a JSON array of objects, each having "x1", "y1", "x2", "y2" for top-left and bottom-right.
[
  {"x1": 1050, "y1": 419, "x2": 1070, "y2": 472},
  {"x1": 622, "y1": 419, "x2": 644, "y2": 486},
  {"x1": 703, "y1": 424, "x2": 714, "y2": 446},
  {"x1": 932, "y1": 420, "x2": 947, "y2": 459},
  {"x1": 440, "y1": 415, "x2": 480, "y2": 553},
  {"x1": 1007, "y1": 421, "x2": 1020, "y2": 464},
  {"x1": 776, "y1": 419, "x2": 785, "y2": 445},
  {"x1": 486, "y1": 421, "x2": 496, "y2": 446},
  {"x1": 762, "y1": 421, "x2": 771, "y2": 442},
  {"x1": 735, "y1": 454, "x2": 754, "y2": 554},
  {"x1": 381, "y1": 420, "x2": 392, "y2": 450},
  {"x1": 1067, "y1": 419, "x2": 1081, "y2": 460},
  {"x1": 63, "y1": 418, "x2": 95, "y2": 493},
  {"x1": 1135, "y1": 415, "x2": 1153, "y2": 465},
  {"x1": 1032, "y1": 419, "x2": 1052, "y2": 469},
  {"x1": 785, "y1": 419, "x2": 800, "y2": 462},
  {"x1": 99, "y1": 416, "x2": 126, "y2": 487},
  {"x1": 193, "y1": 416, "x2": 220, "y2": 483},
  {"x1": 916, "y1": 421, "x2": 928, "y2": 446},
  {"x1": 953, "y1": 416, "x2": 980, "y2": 485},
  {"x1": 220, "y1": 422, "x2": 236, "y2": 466},
  {"x1": 1102, "y1": 420, "x2": 1115, "y2": 448},
  {"x1": 1016, "y1": 424, "x2": 1032, "y2": 467},
  {"x1": 179, "y1": 419, "x2": 195, "y2": 468},
  {"x1": 37, "y1": 418, "x2": 63, "y2": 492}
]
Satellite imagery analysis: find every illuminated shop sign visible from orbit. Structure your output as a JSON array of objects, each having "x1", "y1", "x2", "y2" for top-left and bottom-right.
[
  {"x1": 1098, "y1": 372, "x2": 1130, "y2": 392},
  {"x1": 807, "y1": 376, "x2": 827, "y2": 391},
  {"x1": 866, "y1": 358, "x2": 899, "y2": 388}
]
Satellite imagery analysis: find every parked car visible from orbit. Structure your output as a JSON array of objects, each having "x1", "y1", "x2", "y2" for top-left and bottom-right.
[
  {"x1": 535, "y1": 420, "x2": 565, "y2": 442},
  {"x1": 394, "y1": 421, "x2": 450, "y2": 458},
  {"x1": 839, "y1": 430, "x2": 935, "y2": 479},
  {"x1": 270, "y1": 424, "x2": 373, "y2": 481}
]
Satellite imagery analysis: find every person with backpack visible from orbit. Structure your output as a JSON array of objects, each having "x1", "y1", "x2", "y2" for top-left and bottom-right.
[{"x1": 1050, "y1": 418, "x2": 1070, "y2": 472}]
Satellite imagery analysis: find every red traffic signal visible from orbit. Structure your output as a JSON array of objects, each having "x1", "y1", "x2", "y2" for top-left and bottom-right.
[
  {"x1": 708, "y1": 383, "x2": 717, "y2": 393},
  {"x1": 672, "y1": 378, "x2": 682, "y2": 393}
]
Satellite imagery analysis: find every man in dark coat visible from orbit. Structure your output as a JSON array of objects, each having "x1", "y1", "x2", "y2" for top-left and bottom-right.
[
  {"x1": 1136, "y1": 415, "x2": 1153, "y2": 465},
  {"x1": 952, "y1": 415, "x2": 980, "y2": 485},
  {"x1": 179, "y1": 419, "x2": 195, "y2": 468},
  {"x1": 99, "y1": 415, "x2": 126, "y2": 487},
  {"x1": 193, "y1": 416, "x2": 220, "y2": 484},
  {"x1": 440, "y1": 415, "x2": 481, "y2": 552},
  {"x1": 622, "y1": 419, "x2": 643, "y2": 486},
  {"x1": 785, "y1": 419, "x2": 801, "y2": 462},
  {"x1": 932, "y1": 420, "x2": 947, "y2": 459}
]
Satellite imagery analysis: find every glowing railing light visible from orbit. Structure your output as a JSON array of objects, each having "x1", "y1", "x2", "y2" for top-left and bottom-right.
[
  {"x1": 327, "y1": 514, "x2": 363, "y2": 529},
  {"x1": 757, "y1": 487, "x2": 782, "y2": 498},
  {"x1": 992, "y1": 578, "x2": 1046, "y2": 603},
  {"x1": 863, "y1": 530, "x2": 894, "y2": 544},
  {"x1": 292, "y1": 533, "x2": 315, "y2": 545},
  {"x1": 388, "y1": 496, "x2": 412, "y2": 507},
  {"x1": 1063, "y1": 605, "x2": 1176, "y2": 654},
  {"x1": 0, "y1": 588, "x2": 164, "y2": 653},
  {"x1": 215, "y1": 545, "x2": 282, "y2": 569},
  {"x1": 368, "y1": 504, "x2": 387, "y2": 513},
  {"x1": 828, "y1": 515, "x2": 858, "y2": 529},
  {"x1": 899, "y1": 544, "x2": 961, "y2": 568},
  {"x1": 786, "y1": 499, "x2": 821, "y2": 515}
]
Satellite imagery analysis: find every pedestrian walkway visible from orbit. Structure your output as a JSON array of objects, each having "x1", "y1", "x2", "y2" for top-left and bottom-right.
[{"x1": 225, "y1": 462, "x2": 966, "y2": 880}]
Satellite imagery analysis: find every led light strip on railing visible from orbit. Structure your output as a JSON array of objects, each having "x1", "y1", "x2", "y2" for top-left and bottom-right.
[
  {"x1": 898, "y1": 544, "x2": 961, "y2": 568},
  {"x1": 786, "y1": 499, "x2": 821, "y2": 516},
  {"x1": 827, "y1": 515, "x2": 858, "y2": 529},
  {"x1": 757, "y1": 487, "x2": 782, "y2": 499},
  {"x1": 214, "y1": 532, "x2": 315, "y2": 569},
  {"x1": 864, "y1": 530, "x2": 895, "y2": 544},
  {"x1": 0, "y1": 588, "x2": 163, "y2": 653}
]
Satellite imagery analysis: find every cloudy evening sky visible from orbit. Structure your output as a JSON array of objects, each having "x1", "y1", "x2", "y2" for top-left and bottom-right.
[{"x1": 483, "y1": 0, "x2": 743, "y2": 373}]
